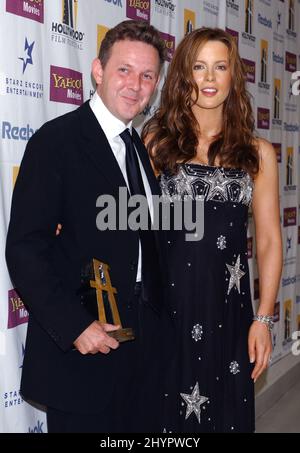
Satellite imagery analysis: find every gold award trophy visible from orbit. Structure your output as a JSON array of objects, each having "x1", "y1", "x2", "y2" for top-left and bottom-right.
[{"x1": 80, "y1": 258, "x2": 135, "y2": 343}]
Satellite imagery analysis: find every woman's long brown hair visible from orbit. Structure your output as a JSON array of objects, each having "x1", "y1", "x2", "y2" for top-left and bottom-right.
[{"x1": 142, "y1": 27, "x2": 259, "y2": 177}]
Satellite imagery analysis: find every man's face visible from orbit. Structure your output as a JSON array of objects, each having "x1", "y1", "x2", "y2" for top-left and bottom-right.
[{"x1": 92, "y1": 40, "x2": 160, "y2": 124}]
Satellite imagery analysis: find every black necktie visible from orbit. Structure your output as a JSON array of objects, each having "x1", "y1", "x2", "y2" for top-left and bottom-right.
[
  {"x1": 120, "y1": 128, "x2": 147, "y2": 198},
  {"x1": 120, "y1": 129, "x2": 161, "y2": 309}
]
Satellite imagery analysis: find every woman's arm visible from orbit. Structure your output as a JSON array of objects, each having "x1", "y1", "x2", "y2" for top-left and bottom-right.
[{"x1": 248, "y1": 138, "x2": 283, "y2": 382}]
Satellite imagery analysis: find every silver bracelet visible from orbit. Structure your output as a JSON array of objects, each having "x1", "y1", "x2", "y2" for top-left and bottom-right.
[{"x1": 253, "y1": 315, "x2": 274, "y2": 331}]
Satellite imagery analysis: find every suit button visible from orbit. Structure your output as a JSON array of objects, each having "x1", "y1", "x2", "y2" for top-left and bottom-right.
[{"x1": 130, "y1": 261, "x2": 136, "y2": 271}]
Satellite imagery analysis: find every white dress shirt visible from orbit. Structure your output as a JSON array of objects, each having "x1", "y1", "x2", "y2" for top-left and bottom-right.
[{"x1": 90, "y1": 91, "x2": 154, "y2": 282}]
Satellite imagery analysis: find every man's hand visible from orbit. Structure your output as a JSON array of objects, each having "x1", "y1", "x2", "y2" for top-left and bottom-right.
[{"x1": 73, "y1": 320, "x2": 120, "y2": 355}]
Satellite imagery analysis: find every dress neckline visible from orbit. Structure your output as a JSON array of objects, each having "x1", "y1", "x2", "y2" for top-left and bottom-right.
[{"x1": 181, "y1": 162, "x2": 241, "y2": 171}]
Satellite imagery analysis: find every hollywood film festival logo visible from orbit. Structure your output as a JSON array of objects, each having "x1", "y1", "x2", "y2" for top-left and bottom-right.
[
  {"x1": 242, "y1": 0, "x2": 256, "y2": 47},
  {"x1": 286, "y1": 0, "x2": 297, "y2": 40},
  {"x1": 154, "y1": 0, "x2": 176, "y2": 19},
  {"x1": 226, "y1": 0, "x2": 239, "y2": 18},
  {"x1": 258, "y1": 39, "x2": 270, "y2": 93},
  {"x1": 51, "y1": 0, "x2": 84, "y2": 50}
]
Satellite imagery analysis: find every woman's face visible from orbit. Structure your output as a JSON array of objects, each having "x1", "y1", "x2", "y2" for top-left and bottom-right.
[{"x1": 191, "y1": 40, "x2": 232, "y2": 113}]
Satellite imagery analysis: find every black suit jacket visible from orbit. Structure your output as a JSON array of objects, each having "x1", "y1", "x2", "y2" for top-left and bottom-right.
[{"x1": 6, "y1": 101, "x2": 165, "y2": 413}]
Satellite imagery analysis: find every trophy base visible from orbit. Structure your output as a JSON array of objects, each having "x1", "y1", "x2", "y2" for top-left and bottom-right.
[{"x1": 109, "y1": 328, "x2": 135, "y2": 343}]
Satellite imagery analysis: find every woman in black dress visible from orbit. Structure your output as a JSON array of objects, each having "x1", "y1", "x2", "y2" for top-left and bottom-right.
[{"x1": 143, "y1": 28, "x2": 282, "y2": 433}]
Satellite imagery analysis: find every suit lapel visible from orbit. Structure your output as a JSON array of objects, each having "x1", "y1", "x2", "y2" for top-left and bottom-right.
[
  {"x1": 132, "y1": 128, "x2": 161, "y2": 196},
  {"x1": 78, "y1": 101, "x2": 128, "y2": 196},
  {"x1": 78, "y1": 102, "x2": 160, "y2": 198}
]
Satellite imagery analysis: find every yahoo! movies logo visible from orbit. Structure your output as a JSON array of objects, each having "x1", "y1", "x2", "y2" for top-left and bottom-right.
[
  {"x1": 6, "y1": 0, "x2": 44, "y2": 23},
  {"x1": 7, "y1": 289, "x2": 29, "y2": 329},
  {"x1": 127, "y1": 0, "x2": 150, "y2": 23},
  {"x1": 285, "y1": 51, "x2": 297, "y2": 73},
  {"x1": 283, "y1": 207, "x2": 297, "y2": 227},
  {"x1": 242, "y1": 58, "x2": 255, "y2": 83},
  {"x1": 50, "y1": 65, "x2": 83, "y2": 106},
  {"x1": 159, "y1": 32, "x2": 175, "y2": 62},
  {"x1": 226, "y1": 28, "x2": 239, "y2": 49},
  {"x1": 51, "y1": 0, "x2": 85, "y2": 50},
  {"x1": 257, "y1": 108, "x2": 270, "y2": 130}
]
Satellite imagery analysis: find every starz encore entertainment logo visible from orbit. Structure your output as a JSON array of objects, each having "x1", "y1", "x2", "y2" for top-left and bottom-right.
[
  {"x1": 6, "y1": 0, "x2": 44, "y2": 23},
  {"x1": 19, "y1": 38, "x2": 34, "y2": 74}
]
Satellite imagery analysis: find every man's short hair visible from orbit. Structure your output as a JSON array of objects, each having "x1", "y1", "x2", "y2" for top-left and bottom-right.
[{"x1": 98, "y1": 20, "x2": 166, "y2": 68}]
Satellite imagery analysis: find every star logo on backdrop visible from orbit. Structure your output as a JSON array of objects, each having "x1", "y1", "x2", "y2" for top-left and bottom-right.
[
  {"x1": 226, "y1": 254, "x2": 245, "y2": 294},
  {"x1": 180, "y1": 382, "x2": 209, "y2": 424},
  {"x1": 19, "y1": 38, "x2": 35, "y2": 74}
]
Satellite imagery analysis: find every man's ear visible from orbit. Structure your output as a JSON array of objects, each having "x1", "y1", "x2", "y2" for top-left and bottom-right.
[{"x1": 91, "y1": 58, "x2": 103, "y2": 85}]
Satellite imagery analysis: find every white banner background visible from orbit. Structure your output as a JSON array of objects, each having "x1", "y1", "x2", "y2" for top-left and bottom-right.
[{"x1": 0, "y1": 0, "x2": 299, "y2": 432}]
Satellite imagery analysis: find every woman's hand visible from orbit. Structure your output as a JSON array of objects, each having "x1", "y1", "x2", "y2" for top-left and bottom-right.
[
  {"x1": 248, "y1": 320, "x2": 272, "y2": 383},
  {"x1": 56, "y1": 223, "x2": 62, "y2": 236}
]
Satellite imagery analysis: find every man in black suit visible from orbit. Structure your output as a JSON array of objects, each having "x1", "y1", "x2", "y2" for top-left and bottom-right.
[{"x1": 6, "y1": 20, "x2": 166, "y2": 433}]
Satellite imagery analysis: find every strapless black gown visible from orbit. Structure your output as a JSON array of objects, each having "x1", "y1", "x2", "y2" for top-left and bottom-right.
[{"x1": 158, "y1": 163, "x2": 255, "y2": 433}]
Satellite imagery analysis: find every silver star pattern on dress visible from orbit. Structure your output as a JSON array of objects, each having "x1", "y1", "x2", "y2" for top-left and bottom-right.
[
  {"x1": 200, "y1": 168, "x2": 229, "y2": 202},
  {"x1": 217, "y1": 235, "x2": 227, "y2": 250},
  {"x1": 161, "y1": 166, "x2": 199, "y2": 200},
  {"x1": 232, "y1": 173, "x2": 253, "y2": 205},
  {"x1": 160, "y1": 164, "x2": 253, "y2": 205},
  {"x1": 226, "y1": 255, "x2": 245, "y2": 294},
  {"x1": 191, "y1": 324, "x2": 203, "y2": 341},
  {"x1": 229, "y1": 361, "x2": 240, "y2": 375},
  {"x1": 180, "y1": 382, "x2": 209, "y2": 424}
]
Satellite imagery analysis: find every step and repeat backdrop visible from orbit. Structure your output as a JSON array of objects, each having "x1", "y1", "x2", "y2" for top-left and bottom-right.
[{"x1": 0, "y1": 0, "x2": 299, "y2": 433}]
